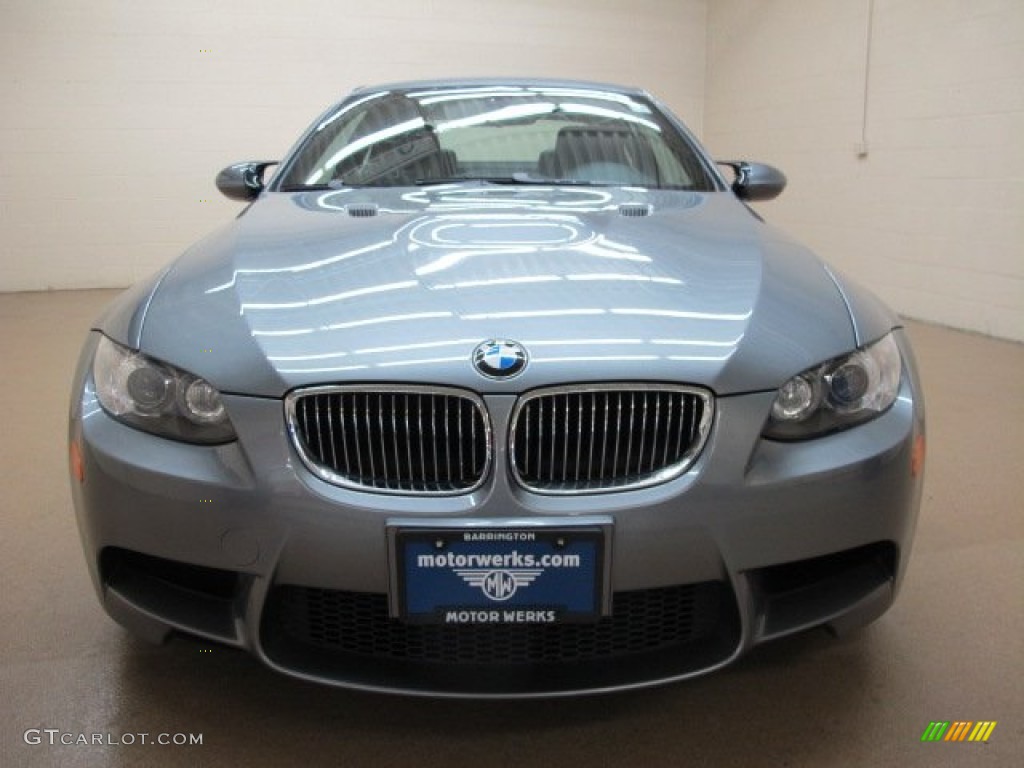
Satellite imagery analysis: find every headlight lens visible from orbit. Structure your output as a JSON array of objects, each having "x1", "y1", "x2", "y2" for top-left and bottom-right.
[
  {"x1": 92, "y1": 335, "x2": 237, "y2": 443},
  {"x1": 763, "y1": 333, "x2": 901, "y2": 440}
]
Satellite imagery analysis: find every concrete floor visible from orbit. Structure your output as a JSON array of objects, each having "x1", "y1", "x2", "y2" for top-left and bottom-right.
[{"x1": 1, "y1": 289, "x2": 1021, "y2": 767}]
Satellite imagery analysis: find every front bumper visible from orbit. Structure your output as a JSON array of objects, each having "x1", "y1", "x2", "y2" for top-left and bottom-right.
[{"x1": 69, "y1": 330, "x2": 924, "y2": 697}]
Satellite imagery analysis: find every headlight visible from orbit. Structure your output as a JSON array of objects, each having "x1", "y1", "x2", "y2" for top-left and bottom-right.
[
  {"x1": 92, "y1": 335, "x2": 236, "y2": 444},
  {"x1": 763, "y1": 332, "x2": 901, "y2": 440}
]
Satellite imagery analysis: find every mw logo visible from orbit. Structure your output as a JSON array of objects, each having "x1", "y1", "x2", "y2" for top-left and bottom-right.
[{"x1": 455, "y1": 569, "x2": 542, "y2": 601}]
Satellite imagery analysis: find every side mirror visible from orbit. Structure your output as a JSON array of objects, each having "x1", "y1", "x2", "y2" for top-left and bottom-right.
[
  {"x1": 215, "y1": 161, "x2": 278, "y2": 202},
  {"x1": 719, "y1": 161, "x2": 786, "y2": 201}
]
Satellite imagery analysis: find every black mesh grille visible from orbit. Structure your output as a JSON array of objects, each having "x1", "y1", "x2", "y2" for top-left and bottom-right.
[
  {"x1": 268, "y1": 583, "x2": 725, "y2": 665},
  {"x1": 510, "y1": 386, "x2": 711, "y2": 492},
  {"x1": 289, "y1": 387, "x2": 489, "y2": 494}
]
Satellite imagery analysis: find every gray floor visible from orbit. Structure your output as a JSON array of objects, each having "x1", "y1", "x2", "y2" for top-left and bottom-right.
[{"x1": 1, "y1": 289, "x2": 1021, "y2": 767}]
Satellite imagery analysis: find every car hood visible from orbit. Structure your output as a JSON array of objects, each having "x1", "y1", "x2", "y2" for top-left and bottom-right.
[{"x1": 133, "y1": 186, "x2": 856, "y2": 397}]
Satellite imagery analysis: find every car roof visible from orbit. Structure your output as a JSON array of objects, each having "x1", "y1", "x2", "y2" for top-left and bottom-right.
[{"x1": 349, "y1": 78, "x2": 648, "y2": 97}]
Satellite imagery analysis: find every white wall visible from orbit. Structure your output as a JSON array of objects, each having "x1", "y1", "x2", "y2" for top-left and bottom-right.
[
  {"x1": 705, "y1": 0, "x2": 1024, "y2": 341},
  {"x1": 0, "y1": 0, "x2": 706, "y2": 290}
]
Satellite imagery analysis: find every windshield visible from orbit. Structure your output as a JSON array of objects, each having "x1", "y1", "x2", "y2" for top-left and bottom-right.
[{"x1": 276, "y1": 85, "x2": 717, "y2": 191}]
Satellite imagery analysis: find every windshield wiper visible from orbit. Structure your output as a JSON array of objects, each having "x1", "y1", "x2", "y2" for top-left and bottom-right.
[
  {"x1": 412, "y1": 176, "x2": 507, "y2": 186},
  {"x1": 279, "y1": 183, "x2": 333, "y2": 192},
  {"x1": 283, "y1": 175, "x2": 608, "y2": 190},
  {"x1": 413, "y1": 173, "x2": 603, "y2": 187},
  {"x1": 508, "y1": 173, "x2": 605, "y2": 186}
]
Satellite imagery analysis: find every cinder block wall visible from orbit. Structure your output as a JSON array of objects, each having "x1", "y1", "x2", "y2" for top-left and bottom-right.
[
  {"x1": 0, "y1": 0, "x2": 706, "y2": 289},
  {"x1": 705, "y1": 0, "x2": 1024, "y2": 341}
]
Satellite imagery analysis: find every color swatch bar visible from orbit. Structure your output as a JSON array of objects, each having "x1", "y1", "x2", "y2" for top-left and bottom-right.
[{"x1": 921, "y1": 721, "x2": 996, "y2": 743}]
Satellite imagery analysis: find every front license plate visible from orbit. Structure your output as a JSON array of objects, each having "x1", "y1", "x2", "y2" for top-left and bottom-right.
[{"x1": 393, "y1": 526, "x2": 607, "y2": 625}]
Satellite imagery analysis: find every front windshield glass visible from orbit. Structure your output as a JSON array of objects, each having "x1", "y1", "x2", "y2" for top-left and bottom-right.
[{"x1": 276, "y1": 85, "x2": 716, "y2": 191}]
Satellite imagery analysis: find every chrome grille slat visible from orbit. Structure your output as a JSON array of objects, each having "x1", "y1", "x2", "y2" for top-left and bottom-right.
[
  {"x1": 612, "y1": 393, "x2": 623, "y2": 475},
  {"x1": 363, "y1": 394, "x2": 376, "y2": 484},
  {"x1": 456, "y1": 398, "x2": 464, "y2": 485},
  {"x1": 350, "y1": 396, "x2": 364, "y2": 480},
  {"x1": 523, "y1": 401, "x2": 532, "y2": 480},
  {"x1": 649, "y1": 392, "x2": 660, "y2": 474},
  {"x1": 638, "y1": 394, "x2": 645, "y2": 468},
  {"x1": 537, "y1": 399, "x2": 545, "y2": 481},
  {"x1": 677, "y1": 394, "x2": 689, "y2": 458},
  {"x1": 415, "y1": 394, "x2": 426, "y2": 487},
  {"x1": 325, "y1": 395, "x2": 338, "y2": 472},
  {"x1": 565, "y1": 397, "x2": 573, "y2": 481},
  {"x1": 443, "y1": 397, "x2": 451, "y2": 486},
  {"x1": 548, "y1": 396, "x2": 556, "y2": 482},
  {"x1": 690, "y1": 394, "x2": 700, "y2": 444},
  {"x1": 624, "y1": 392, "x2": 635, "y2": 474},
  {"x1": 338, "y1": 396, "x2": 351, "y2": 477},
  {"x1": 510, "y1": 384, "x2": 712, "y2": 494},
  {"x1": 377, "y1": 394, "x2": 389, "y2": 487},
  {"x1": 587, "y1": 394, "x2": 597, "y2": 483},
  {"x1": 313, "y1": 395, "x2": 325, "y2": 463},
  {"x1": 599, "y1": 392, "x2": 610, "y2": 483},
  {"x1": 575, "y1": 395, "x2": 584, "y2": 484},
  {"x1": 404, "y1": 394, "x2": 414, "y2": 488},
  {"x1": 387, "y1": 397, "x2": 399, "y2": 487},
  {"x1": 468, "y1": 398, "x2": 476, "y2": 486},
  {"x1": 430, "y1": 396, "x2": 440, "y2": 485},
  {"x1": 661, "y1": 393, "x2": 674, "y2": 469},
  {"x1": 287, "y1": 386, "x2": 490, "y2": 495}
]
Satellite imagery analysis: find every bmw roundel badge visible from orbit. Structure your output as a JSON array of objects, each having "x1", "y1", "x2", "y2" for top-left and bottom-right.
[{"x1": 472, "y1": 339, "x2": 528, "y2": 379}]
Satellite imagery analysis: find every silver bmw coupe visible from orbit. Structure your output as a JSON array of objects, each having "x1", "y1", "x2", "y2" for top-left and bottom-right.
[{"x1": 69, "y1": 79, "x2": 925, "y2": 697}]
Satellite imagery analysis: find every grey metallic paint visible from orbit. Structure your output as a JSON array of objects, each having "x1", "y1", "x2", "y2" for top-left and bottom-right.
[
  {"x1": 124, "y1": 189, "x2": 865, "y2": 399},
  {"x1": 71, "y1": 79, "x2": 924, "y2": 697}
]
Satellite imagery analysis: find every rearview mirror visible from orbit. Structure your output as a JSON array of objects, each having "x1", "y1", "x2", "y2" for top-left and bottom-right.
[
  {"x1": 718, "y1": 161, "x2": 786, "y2": 201},
  {"x1": 215, "y1": 161, "x2": 278, "y2": 201}
]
